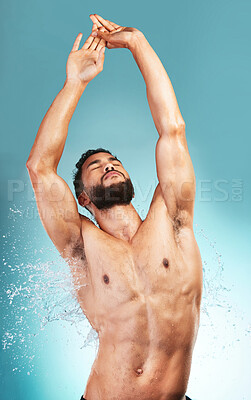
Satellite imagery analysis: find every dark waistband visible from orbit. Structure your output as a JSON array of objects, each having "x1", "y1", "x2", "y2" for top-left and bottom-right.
[{"x1": 81, "y1": 395, "x2": 192, "y2": 400}]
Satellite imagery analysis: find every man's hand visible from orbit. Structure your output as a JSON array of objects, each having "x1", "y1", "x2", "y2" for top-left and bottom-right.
[
  {"x1": 89, "y1": 14, "x2": 142, "y2": 50},
  {"x1": 66, "y1": 24, "x2": 107, "y2": 86}
]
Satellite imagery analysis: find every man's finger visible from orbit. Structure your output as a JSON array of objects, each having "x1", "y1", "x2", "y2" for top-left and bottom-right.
[
  {"x1": 95, "y1": 14, "x2": 120, "y2": 30},
  {"x1": 81, "y1": 34, "x2": 96, "y2": 50},
  {"x1": 93, "y1": 14, "x2": 117, "y2": 31},
  {"x1": 93, "y1": 27, "x2": 107, "y2": 51},
  {"x1": 102, "y1": 17, "x2": 120, "y2": 30},
  {"x1": 90, "y1": 14, "x2": 103, "y2": 29},
  {"x1": 89, "y1": 36, "x2": 102, "y2": 51},
  {"x1": 92, "y1": 22, "x2": 98, "y2": 31},
  {"x1": 96, "y1": 46, "x2": 106, "y2": 69},
  {"x1": 91, "y1": 29, "x2": 111, "y2": 42},
  {"x1": 71, "y1": 33, "x2": 83, "y2": 52},
  {"x1": 96, "y1": 37, "x2": 106, "y2": 52}
]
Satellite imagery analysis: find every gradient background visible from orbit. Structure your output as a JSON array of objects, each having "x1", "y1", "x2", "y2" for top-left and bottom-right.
[{"x1": 1, "y1": 0, "x2": 250, "y2": 399}]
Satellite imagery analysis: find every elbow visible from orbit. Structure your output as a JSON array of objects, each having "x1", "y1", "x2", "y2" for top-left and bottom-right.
[
  {"x1": 160, "y1": 121, "x2": 186, "y2": 137},
  {"x1": 26, "y1": 158, "x2": 44, "y2": 173},
  {"x1": 26, "y1": 158, "x2": 55, "y2": 174},
  {"x1": 26, "y1": 158, "x2": 37, "y2": 171},
  {"x1": 169, "y1": 121, "x2": 186, "y2": 135},
  {"x1": 26, "y1": 159, "x2": 40, "y2": 181},
  {"x1": 26, "y1": 158, "x2": 33, "y2": 170}
]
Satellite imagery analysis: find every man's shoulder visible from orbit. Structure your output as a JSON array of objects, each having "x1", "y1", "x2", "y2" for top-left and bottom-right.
[
  {"x1": 79, "y1": 213, "x2": 98, "y2": 230},
  {"x1": 79, "y1": 213, "x2": 94, "y2": 223}
]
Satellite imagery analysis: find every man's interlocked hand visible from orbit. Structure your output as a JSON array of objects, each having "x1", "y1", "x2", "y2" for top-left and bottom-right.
[
  {"x1": 89, "y1": 14, "x2": 142, "y2": 50},
  {"x1": 66, "y1": 14, "x2": 143, "y2": 87}
]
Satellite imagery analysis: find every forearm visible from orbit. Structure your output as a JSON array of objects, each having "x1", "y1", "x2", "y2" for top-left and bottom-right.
[
  {"x1": 26, "y1": 79, "x2": 87, "y2": 171},
  {"x1": 129, "y1": 32, "x2": 185, "y2": 135}
]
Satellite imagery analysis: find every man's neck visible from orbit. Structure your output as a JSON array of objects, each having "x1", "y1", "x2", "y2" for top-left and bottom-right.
[{"x1": 94, "y1": 203, "x2": 142, "y2": 242}]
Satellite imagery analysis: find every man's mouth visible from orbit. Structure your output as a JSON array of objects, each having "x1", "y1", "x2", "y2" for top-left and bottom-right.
[{"x1": 104, "y1": 171, "x2": 121, "y2": 180}]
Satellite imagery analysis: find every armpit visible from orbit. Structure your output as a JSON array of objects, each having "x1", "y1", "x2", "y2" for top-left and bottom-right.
[
  {"x1": 173, "y1": 208, "x2": 191, "y2": 237},
  {"x1": 70, "y1": 237, "x2": 86, "y2": 262},
  {"x1": 61, "y1": 235, "x2": 86, "y2": 264}
]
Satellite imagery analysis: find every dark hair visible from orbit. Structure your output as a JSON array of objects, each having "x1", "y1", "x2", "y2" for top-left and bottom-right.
[{"x1": 72, "y1": 148, "x2": 118, "y2": 199}]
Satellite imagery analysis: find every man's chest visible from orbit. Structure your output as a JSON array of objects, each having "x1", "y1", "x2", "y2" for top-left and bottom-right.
[{"x1": 75, "y1": 213, "x2": 202, "y2": 320}]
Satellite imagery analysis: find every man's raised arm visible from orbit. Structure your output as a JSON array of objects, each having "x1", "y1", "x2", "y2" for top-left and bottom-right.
[
  {"x1": 26, "y1": 28, "x2": 106, "y2": 257},
  {"x1": 129, "y1": 31, "x2": 195, "y2": 225},
  {"x1": 90, "y1": 14, "x2": 195, "y2": 227},
  {"x1": 129, "y1": 33, "x2": 185, "y2": 135}
]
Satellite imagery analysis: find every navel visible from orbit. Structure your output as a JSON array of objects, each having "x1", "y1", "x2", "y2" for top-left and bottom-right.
[
  {"x1": 103, "y1": 274, "x2": 109, "y2": 284},
  {"x1": 162, "y1": 258, "x2": 169, "y2": 268},
  {"x1": 135, "y1": 368, "x2": 143, "y2": 376}
]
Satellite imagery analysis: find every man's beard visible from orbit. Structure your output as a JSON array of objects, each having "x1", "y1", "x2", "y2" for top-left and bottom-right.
[{"x1": 86, "y1": 178, "x2": 134, "y2": 210}]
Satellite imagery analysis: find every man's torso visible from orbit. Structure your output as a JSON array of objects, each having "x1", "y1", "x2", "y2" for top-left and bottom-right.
[{"x1": 67, "y1": 185, "x2": 203, "y2": 400}]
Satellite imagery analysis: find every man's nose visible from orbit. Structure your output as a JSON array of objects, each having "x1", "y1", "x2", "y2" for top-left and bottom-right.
[{"x1": 104, "y1": 163, "x2": 115, "y2": 172}]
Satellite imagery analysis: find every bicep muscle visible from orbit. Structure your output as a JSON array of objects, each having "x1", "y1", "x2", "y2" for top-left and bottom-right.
[{"x1": 155, "y1": 128, "x2": 195, "y2": 226}]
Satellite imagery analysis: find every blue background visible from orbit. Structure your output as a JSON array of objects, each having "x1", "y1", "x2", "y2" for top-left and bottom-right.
[{"x1": 1, "y1": 0, "x2": 250, "y2": 399}]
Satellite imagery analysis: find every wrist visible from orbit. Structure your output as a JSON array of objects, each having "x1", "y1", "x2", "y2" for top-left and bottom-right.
[
  {"x1": 128, "y1": 29, "x2": 145, "y2": 52},
  {"x1": 64, "y1": 78, "x2": 88, "y2": 93}
]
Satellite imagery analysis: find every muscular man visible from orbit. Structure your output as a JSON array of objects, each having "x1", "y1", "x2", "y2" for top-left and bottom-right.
[{"x1": 26, "y1": 13, "x2": 203, "y2": 400}]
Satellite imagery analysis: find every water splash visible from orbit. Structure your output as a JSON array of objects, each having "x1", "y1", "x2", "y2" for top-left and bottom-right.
[
  {"x1": 1, "y1": 205, "x2": 250, "y2": 376},
  {"x1": 1, "y1": 204, "x2": 99, "y2": 374},
  {"x1": 194, "y1": 223, "x2": 250, "y2": 362}
]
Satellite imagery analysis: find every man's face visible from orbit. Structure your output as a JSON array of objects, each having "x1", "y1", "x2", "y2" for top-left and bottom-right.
[{"x1": 80, "y1": 152, "x2": 134, "y2": 210}]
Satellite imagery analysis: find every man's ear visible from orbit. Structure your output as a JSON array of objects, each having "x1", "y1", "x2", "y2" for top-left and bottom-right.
[{"x1": 78, "y1": 191, "x2": 91, "y2": 208}]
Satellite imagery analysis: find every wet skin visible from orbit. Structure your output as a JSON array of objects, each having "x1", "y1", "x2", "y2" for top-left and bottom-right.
[
  {"x1": 26, "y1": 18, "x2": 203, "y2": 399},
  {"x1": 66, "y1": 155, "x2": 203, "y2": 400}
]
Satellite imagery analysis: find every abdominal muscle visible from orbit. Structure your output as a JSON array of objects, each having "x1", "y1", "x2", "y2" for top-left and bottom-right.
[{"x1": 83, "y1": 287, "x2": 200, "y2": 400}]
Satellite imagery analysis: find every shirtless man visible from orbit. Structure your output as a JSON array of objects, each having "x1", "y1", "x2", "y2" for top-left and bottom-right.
[{"x1": 26, "y1": 13, "x2": 203, "y2": 400}]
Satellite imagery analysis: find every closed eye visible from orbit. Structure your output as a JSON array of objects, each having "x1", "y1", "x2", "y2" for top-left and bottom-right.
[{"x1": 91, "y1": 162, "x2": 121, "y2": 171}]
